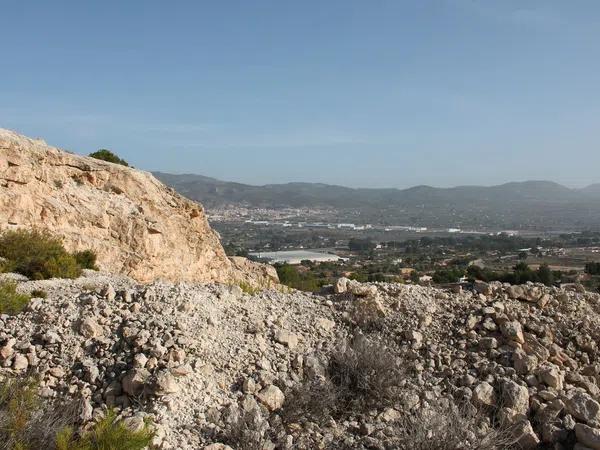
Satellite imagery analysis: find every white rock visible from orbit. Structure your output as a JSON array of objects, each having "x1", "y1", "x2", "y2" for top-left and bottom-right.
[
  {"x1": 154, "y1": 370, "x2": 179, "y2": 396},
  {"x1": 274, "y1": 330, "x2": 299, "y2": 349},
  {"x1": 12, "y1": 353, "x2": 28, "y2": 371},
  {"x1": 79, "y1": 317, "x2": 103, "y2": 338},
  {"x1": 472, "y1": 382, "x2": 496, "y2": 407},
  {"x1": 256, "y1": 385, "x2": 285, "y2": 411}
]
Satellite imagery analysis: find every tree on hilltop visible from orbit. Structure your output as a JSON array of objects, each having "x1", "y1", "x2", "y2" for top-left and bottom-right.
[{"x1": 89, "y1": 149, "x2": 129, "y2": 167}]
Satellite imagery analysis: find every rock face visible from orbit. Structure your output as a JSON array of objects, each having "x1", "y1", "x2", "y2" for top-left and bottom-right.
[{"x1": 0, "y1": 129, "x2": 277, "y2": 286}]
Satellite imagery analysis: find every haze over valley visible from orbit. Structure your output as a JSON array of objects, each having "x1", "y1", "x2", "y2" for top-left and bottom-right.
[{"x1": 155, "y1": 172, "x2": 600, "y2": 231}]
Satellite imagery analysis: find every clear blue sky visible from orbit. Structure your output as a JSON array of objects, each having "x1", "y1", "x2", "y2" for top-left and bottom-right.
[{"x1": 1, "y1": 0, "x2": 599, "y2": 188}]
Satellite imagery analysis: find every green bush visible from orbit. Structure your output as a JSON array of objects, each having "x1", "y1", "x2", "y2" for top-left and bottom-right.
[
  {"x1": 88, "y1": 149, "x2": 129, "y2": 167},
  {"x1": 0, "y1": 281, "x2": 31, "y2": 315},
  {"x1": 30, "y1": 289, "x2": 47, "y2": 299},
  {"x1": 0, "y1": 229, "x2": 97, "y2": 280},
  {"x1": 56, "y1": 409, "x2": 154, "y2": 450},
  {"x1": 73, "y1": 250, "x2": 98, "y2": 270},
  {"x1": 0, "y1": 376, "x2": 79, "y2": 449},
  {"x1": 1, "y1": 376, "x2": 153, "y2": 450},
  {"x1": 275, "y1": 263, "x2": 321, "y2": 292},
  {"x1": 237, "y1": 281, "x2": 261, "y2": 295}
]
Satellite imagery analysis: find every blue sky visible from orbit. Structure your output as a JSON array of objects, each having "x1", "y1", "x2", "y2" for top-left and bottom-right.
[{"x1": 1, "y1": 0, "x2": 599, "y2": 188}]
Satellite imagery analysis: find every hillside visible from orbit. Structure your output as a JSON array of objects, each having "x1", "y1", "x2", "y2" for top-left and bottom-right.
[
  {"x1": 154, "y1": 173, "x2": 600, "y2": 230},
  {"x1": 0, "y1": 129, "x2": 276, "y2": 286},
  {"x1": 582, "y1": 184, "x2": 600, "y2": 197},
  {"x1": 2, "y1": 272, "x2": 600, "y2": 448}
]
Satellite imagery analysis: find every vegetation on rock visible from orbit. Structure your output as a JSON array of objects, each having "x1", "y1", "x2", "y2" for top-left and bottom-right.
[
  {"x1": 88, "y1": 149, "x2": 129, "y2": 167},
  {"x1": 0, "y1": 281, "x2": 31, "y2": 315},
  {"x1": 274, "y1": 263, "x2": 321, "y2": 292},
  {"x1": 0, "y1": 229, "x2": 97, "y2": 280},
  {"x1": 0, "y1": 376, "x2": 153, "y2": 450}
]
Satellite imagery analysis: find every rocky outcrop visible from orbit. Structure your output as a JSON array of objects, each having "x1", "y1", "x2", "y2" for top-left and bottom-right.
[{"x1": 0, "y1": 128, "x2": 276, "y2": 286}]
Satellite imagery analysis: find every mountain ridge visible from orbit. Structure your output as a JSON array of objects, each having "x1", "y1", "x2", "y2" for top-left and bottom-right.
[{"x1": 153, "y1": 172, "x2": 600, "y2": 229}]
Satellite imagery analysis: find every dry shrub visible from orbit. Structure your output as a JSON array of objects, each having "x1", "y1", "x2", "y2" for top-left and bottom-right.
[
  {"x1": 328, "y1": 334, "x2": 401, "y2": 411},
  {"x1": 0, "y1": 377, "x2": 78, "y2": 450},
  {"x1": 281, "y1": 378, "x2": 339, "y2": 425},
  {"x1": 283, "y1": 335, "x2": 402, "y2": 424},
  {"x1": 218, "y1": 408, "x2": 270, "y2": 450},
  {"x1": 387, "y1": 401, "x2": 517, "y2": 450},
  {"x1": 0, "y1": 376, "x2": 153, "y2": 450}
]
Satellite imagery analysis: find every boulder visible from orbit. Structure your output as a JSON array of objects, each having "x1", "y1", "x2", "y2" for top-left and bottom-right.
[
  {"x1": 346, "y1": 280, "x2": 378, "y2": 297},
  {"x1": 473, "y1": 280, "x2": 491, "y2": 296},
  {"x1": 353, "y1": 295, "x2": 387, "y2": 325},
  {"x1": 537, "y1": 363, "x2": 564, "y2": 390},
  {"x1": 154, "y1": 370, "x2": 179, "y2": 396},
  {"x1": 566, "y1": 391, "x2": 600, "y2": 424},
  {"x1": 274, "y1": 330, "x2": 299, "y2": 350},
  {"x1": 513, "y1": 420, "x2": 541, "y2": 449},
  {"x1": 507, "y1": 285, "x2": 526, "y2": 300},
  {"x1": 334, "y1": 277, "x2": 349, "y2": 294},
  {"x1": 12, "y1": 353, "x2": 28, "y2": 371},
  {"x1": 0, "y1": 338, "x2": 16, "y2": 360},
  {"x1": 79, "y1": 317, "x2": 103, "y2": 339},
  {"x1": 500, "y1": 321, "x2": 525, "y2": 344},
  {"x1": 256, "y1": 385, "x2": 285, "y2": 411},
  {"x1": 575, "y1": 424, "x2": 600, "y2": 450},
  {"x1": 502, "y1": 380, "x2": 530, "y2": 415},
  {"x1": 472, "y1": 382, "x2": 496, "y2": 407},
  {"x1": 122, "y1": 368, "x2": 150, "y2": 396}
]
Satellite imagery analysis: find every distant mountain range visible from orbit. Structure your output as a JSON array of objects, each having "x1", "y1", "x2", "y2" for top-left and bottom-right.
[{"x1": 153, "y1": 172, "x2": 600, "y2": 230}]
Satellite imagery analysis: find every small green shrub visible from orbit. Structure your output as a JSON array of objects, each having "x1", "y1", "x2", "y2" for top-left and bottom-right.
[
  {"x1": 1, "y1": 377, "x2": 153, "y2": 450},
  {"x1": 88, "y1": 149, "x2": 129, "y2": 167},
  {"x1": 30, "y1": 289, "x2": 47, "y2": 299},
  {"x1": 237, "y1": 281, "x2": 261, "y2": 295},
  {"x1": 0, "y1": 377, "x2": 38, "y2": 448},
  {"x1": 0, "y1": 376, "x2": 77, "y2": 449},
  {"x1": 43, "y1": 253, "x2": 81, "y2": 279},
  {"x1": 0, "y1": 281, "x2": 31, "y2": 315},
  {"x1": 0, "y1": 229, "x2": 97, "y2": 280},
  {"x1": 56, "y1": 409, "x2": 154, "y2": 450},
  {"x1": 274, "y1": 263, "x2": 321, "y2": 292},
  {"x1": 73, "y1": 250, "x2": 98, "y2": 270}
]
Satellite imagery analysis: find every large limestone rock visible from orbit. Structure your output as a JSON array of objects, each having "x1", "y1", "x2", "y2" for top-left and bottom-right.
[{"x1": 0, "y1": 129, "x2": 277, "y2": 286}]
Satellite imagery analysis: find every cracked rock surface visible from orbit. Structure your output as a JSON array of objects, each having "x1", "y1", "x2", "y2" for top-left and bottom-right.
[{"x1": 0, "y1": 128, "x2": 276, "y2": 287}]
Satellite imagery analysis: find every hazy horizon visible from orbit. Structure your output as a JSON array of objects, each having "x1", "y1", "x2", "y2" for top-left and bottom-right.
[
  {"x1": 152, "y1": 170, "x2": 599, "y2": 190},
  {"x1": 2, "y1": 1, "x2": 600, "y2": 188}
]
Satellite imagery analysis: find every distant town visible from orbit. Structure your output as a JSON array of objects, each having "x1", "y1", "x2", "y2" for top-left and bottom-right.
[{"x1": 208, "y1": 205, "x2": 600, "y2": 293}]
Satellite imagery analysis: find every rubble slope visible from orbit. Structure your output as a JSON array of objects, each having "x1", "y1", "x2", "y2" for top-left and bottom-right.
[{"x1": 1, "y1": 274, "x2": 600, "y2": 449}]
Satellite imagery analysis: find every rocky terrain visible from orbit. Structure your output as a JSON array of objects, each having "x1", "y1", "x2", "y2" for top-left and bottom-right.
[
  {"x1": 1, "y1": 271, "x2": 600, "y2": 449},
  {"x1": 0, "y1": 129, "x2": 276, "y2": 287}
]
